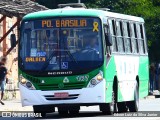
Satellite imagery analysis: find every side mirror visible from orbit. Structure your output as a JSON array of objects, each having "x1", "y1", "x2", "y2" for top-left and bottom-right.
[
  {"x1": 104, "y1": 25, "x2": 112, "y2": 46},
  {"x1": 105, "y1": 34, "x2": 112, "y2": 46},
  {"x1": 10, "y1": 34, "x2": 17, "y2": 48}
]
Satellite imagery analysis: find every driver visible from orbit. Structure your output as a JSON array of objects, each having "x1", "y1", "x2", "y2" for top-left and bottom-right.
[{"x1": 85, "y1": 35, "x2": 99, "y2": 52}]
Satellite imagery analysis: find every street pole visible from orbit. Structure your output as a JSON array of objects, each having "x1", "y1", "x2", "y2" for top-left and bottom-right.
[{"x1": 78, "y1": 0, "x2": 81, "y2": 3}]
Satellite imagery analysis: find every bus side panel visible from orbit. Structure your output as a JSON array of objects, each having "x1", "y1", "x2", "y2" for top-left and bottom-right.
[
  {"x1": 115, "y1": 55, "x2": 139, "y2": 102},
  {"x1": 105, "y1": 56, "x2": 117, "y2": 103},
  {"x1": 138, "y1": 56, "x2": 149, "y2": 98}
]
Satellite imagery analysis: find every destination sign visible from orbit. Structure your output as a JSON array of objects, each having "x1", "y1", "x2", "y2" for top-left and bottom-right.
[
  {"x1": 41, "y1": 19, "x2": 87, "y2": 28},
  {"x1": 26, "y1": 57, "x2": 46, "y2": 62},
  {"x1": 34, "y1": 18, "x2": 99, "y2": 29}
]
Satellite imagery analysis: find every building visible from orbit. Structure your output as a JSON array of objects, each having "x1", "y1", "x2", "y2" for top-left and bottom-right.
[
  {"x1": 0, "y1": 15, "x2": 18, "y2": 86},
  {"x1": 0, "y1": 0, "x2": 48, "y2": 90}
]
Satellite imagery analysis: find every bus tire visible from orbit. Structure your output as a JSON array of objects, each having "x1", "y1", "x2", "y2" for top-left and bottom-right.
[
  {"x1": 100, "y1": 91, "x2": 115, "y2": 115},
  {"x1": 58, "y1": 107, "x2": 68, "y2": 116},
  {"x1": 117, "y1": 102, "x2": 128, "y2": 113},
  {"x1": 113, "y1": 79, "x2": 118, "y2": 113},
  {"x1": 127, "y1": 82, "x2": 139, "y2": 112}
]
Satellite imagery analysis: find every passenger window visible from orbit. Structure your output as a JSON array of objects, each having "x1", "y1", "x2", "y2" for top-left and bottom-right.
[
  {"x1": 140, "y1": 24, "x2": 144, "y2": 39},
  {"x1": 138, "y1": 24, "x2": 145, "y2": 54},
  {"x1": 116, "y1": 21, "x2": 124, "y2": 53},
  {"x1": 108, "y1": 19, "x2": 118, "y2": 52},
  {"x1": 130, "y1": 23, "x2": 139, "y2": 53},
  {"x1": 112, "y1": 20, "x2": 116, "y2": 36},
  {"x1": 120, "y1": 21, "x2": 123, "y2": 36},
  {"x1": 123, "y1": 22, "x2": 132, "y2": 53},
  {"x1": 127, "y1": 22, "x2": 131, "y2": 37},
  {"x1": 108, "y1": 20, "x2": 114, "y2": 35},
  {"x1": 123, "y1": 22, "x2": 128, "y2": 37},
  {"x1": 116, "y1": 21, "x2": 121, "y2": 36},
  {"x1": 133, "y1": 24, "x2": 138, "y2": 38}
]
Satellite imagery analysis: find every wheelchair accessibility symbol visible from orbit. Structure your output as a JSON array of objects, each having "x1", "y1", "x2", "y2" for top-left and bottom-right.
[{"x1": 61, "y1": 62, "x2": 68, "y2": 69}]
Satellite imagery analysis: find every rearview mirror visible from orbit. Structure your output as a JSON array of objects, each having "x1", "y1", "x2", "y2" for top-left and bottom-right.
[
  {"x1": 10, "y1": 34, "x2": 16, "y2": 48},
  {"x1": 104, "y1": 24, "x2": 112, "y2": 46},
  {"x1": 105, "y1": 34, "x2": 112, "y2": 46}
]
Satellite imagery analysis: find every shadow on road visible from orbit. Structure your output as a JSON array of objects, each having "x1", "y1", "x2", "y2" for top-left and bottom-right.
[
  {"x1": 36, "y1": 111, "x2": 112, "y2": 119},
  {"x1": 155, "y1": 95, "x2": 160, "y2": 98}
]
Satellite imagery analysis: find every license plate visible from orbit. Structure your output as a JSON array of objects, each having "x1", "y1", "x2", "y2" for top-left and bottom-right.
[{"x1": 54, "y1": 92, "x2": 69, "y2": 98}]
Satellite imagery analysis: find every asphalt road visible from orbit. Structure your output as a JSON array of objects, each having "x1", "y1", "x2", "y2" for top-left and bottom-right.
[
  {"x1": 43, "y1": 96, "x2": 160, "y2": 120},
  {"x1": 1, "y1": 96, "x2": 160, "y2": 120}
]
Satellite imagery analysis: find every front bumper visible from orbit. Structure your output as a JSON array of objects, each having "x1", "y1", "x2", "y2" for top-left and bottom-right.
[{"x1": 19, "y1": 80, "x2": 106, "y2": 106}]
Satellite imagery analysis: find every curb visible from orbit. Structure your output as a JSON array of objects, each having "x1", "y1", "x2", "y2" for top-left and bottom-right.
[
  {"x1": 145, "y1": 95, "x2": 155, "y2": 99},
  {"x1": 144, "y1": 95, "x2": 160, "y2": 99}
]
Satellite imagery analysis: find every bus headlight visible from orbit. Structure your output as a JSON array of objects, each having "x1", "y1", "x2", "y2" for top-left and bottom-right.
[
  {"x1": 87, "y1": 71, "x2": 103, "y2": 87},
  {"x1": 97, "y1": 73, "x2": 103, "y2": 81},
  {"x1": 19, "y1": 75, "x2": 35, "y2": 90},
  {"x1": 19, "y1": 74, "x2": 26, "y2": 84},
  {"x1": 21, "y1": 78, "x2": 27, "y2": 84}
]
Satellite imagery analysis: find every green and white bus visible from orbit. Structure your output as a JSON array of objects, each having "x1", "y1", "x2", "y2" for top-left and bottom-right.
[{"x1": 18, "y1": 4, "x2": 149, "y2": 116}]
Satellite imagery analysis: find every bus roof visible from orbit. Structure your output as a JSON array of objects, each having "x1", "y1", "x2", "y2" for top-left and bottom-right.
[{"x1": 23, "y1": 8, "x2": 144, "y2": 22}]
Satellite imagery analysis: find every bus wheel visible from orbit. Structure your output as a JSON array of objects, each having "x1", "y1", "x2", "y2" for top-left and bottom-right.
[
  {"x1": 100, "y1": 91, "x2": 115, "y2": 115},
  {"x1": 58, "y1": 107, "x2": 68, "y2": 116},
  {"x1": 117, "y1": 102, "x2": 128, "y2": 113},
  {"x1": 69, "y1": 106, "x2": 80, "y2": 115},
  {"x1": 127, "y1": 82, "x2": 139, "y2": 112}
]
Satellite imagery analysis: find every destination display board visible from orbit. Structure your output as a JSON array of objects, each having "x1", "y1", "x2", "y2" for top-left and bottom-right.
[{"x1": 34, "y1": 18, "x2": 99, "y2": 32}]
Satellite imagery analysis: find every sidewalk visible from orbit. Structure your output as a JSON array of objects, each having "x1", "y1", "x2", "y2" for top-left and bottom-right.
[{"x1": 0, "y1": 98, "x2": 32, "y2": 111}]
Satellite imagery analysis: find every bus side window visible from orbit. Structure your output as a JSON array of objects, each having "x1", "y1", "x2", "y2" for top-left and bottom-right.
[
  {"x1": 134, "y1": 23, "x2": 139, "y2": 53},
  {"x1": 130, "y1": 23, "x2": 139, "y2": 54},
  {"x1": 108, "y1": 19, "x2": 118, "y2": 52},
  {"x1": 143, "y1": 25, "x2": 148, "y2": 54},
  {"x1": 140, "y1": 24, "x2": 146, "y2": 54},
  {"x1": 123, "y1": 21, "x2": 132, "y2": 53},
  {"x1": 116, "y1": 20, "x2": 124, "y2": 53},
  {"x1": 137, "y1": 24, "x2": 145, "y2": 54},
  {"x1": 120, "y1": 21, "x2": 125, "y2": 52}
]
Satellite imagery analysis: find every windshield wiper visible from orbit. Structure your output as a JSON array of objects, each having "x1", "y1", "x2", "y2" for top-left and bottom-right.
[
  {"x1": 39, "y1": 49, "x2": 78, "y2": 72},
  {"x1": 65, "y1": 49, "x2": 78, "y2": 64},
  {"x1": 39, "y1": 51, "x2": 57, "y2": 72}
]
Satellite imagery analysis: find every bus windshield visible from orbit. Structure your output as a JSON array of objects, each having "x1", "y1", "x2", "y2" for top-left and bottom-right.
[{"x1": 19, "y1": 17, "x2": 103, "y2": 72}]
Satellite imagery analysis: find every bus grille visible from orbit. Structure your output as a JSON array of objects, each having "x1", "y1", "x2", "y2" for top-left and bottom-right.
[
  {"x1": 38, "y1": 82, "x2": 86, "y2": 91},
  {"x1": 44, "y1": 94, "x2": 79, "y2": 100},
  {"x1": 26, "y1": 75, "x2": 41, "y2": 84}
]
